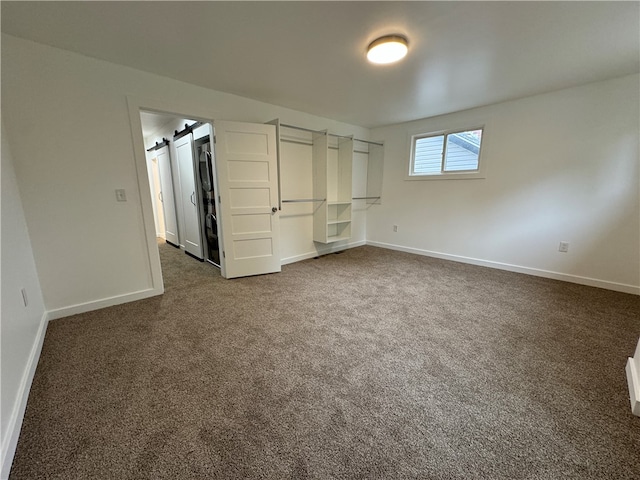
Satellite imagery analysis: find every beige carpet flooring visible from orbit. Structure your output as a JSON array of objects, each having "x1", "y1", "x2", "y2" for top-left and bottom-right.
[{"x1": 9, "y1": 242, "x2": 640, "y2": 479}]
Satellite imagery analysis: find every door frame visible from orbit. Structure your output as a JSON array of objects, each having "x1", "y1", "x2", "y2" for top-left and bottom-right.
[{"x1": 126, "y1": 95, "x2": 220, "y2": 295}]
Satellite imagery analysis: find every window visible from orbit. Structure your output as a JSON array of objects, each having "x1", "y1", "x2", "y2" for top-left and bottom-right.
[{"x1": 409, "y1": 128, "x2": 484, "y2": 179}]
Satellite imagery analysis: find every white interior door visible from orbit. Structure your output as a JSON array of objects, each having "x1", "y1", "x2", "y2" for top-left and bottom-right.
[
  {"x1": 156, "y1": 146, "x2": 179, "y2": 246},
  {"x1": 214, "y1": 120, "x2": 281, "y2": 278},
  {"x1": 145, "y1": 149, "x2": 163, "y2": 236},
  {"x1": 175, "y1": 134, "x2": 204, "y2": 259}
]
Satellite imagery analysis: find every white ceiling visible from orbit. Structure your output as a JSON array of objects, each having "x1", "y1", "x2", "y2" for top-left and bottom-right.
[
  {"x1": 139, "y1": 111, "x2": 174, "y2": 139},
  {"x1": 2, "y1": 1, "x2": 638, "y2": 128}
]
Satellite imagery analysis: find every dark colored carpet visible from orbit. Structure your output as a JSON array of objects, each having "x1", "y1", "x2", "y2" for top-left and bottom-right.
[{"x1": 9, "y1": 242, "x2": 640, "y2": 479}]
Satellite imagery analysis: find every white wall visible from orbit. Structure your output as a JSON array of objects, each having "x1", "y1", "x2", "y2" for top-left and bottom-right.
[
  {"x1": 2, "y1": 34, "x2": 369, "y2": 316},
  {"x1": 1, "y1": 122, "x2": 47, "y2": 479},
  {"x1": 368, "y1": 74, "x2": 640, "y2": 293}
]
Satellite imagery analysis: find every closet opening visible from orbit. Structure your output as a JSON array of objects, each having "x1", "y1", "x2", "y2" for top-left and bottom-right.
[
  {"x1": 139, "y1": 110, "x2": 222, "y2": 278},
  {"x1": 130, "y1": 97, "x2": 284, "y2": 290}
]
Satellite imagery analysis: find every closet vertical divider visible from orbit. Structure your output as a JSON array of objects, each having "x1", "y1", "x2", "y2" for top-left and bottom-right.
[{"x1": 313, "y1": 131, "x2": 353, "y2": 243}]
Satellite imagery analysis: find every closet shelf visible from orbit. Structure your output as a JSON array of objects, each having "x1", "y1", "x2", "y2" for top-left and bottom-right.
[{"x1": 326, "y1": 235, "x2": 351, "y2": 243}]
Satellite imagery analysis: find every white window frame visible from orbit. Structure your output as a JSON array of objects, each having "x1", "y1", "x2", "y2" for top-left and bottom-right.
[{"x1": 407, "y1": 126, "x2": 486, "y2": 181}]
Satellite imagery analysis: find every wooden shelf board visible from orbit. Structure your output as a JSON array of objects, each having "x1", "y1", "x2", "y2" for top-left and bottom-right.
[{"x1": 326, "y1": 235, "x2": 350, "y2": 243}]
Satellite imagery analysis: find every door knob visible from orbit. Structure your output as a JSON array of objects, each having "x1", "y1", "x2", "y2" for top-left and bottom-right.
[{"x1": 272, "y1": 207, "x2": 277, "y2": 213}]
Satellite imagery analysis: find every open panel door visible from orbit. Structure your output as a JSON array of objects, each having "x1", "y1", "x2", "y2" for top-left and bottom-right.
[{"x1": 214, "y1": 121, "x2": 281, "y2": 278}]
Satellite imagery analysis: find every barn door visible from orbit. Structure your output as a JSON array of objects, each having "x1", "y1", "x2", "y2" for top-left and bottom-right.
[
  {"x1": 214, "y1": 121, "x2": 281, "y2": 278},
  {"x1": 156, "y1": 146, "x2": 179, "y2": 246},
  {"x1": 175, "y1": 134, "x2": 204, "y2": 260}
]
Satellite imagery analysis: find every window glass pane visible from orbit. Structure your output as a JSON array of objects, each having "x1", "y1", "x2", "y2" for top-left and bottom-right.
[
  {"x1": 444, "y1": 130, "x2": 482, "y2": 172},
  {"x1": 413, "y1": 135, "x2": 444, "y2": 174}
]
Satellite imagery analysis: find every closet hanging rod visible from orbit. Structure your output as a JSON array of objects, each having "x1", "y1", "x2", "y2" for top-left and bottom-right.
[
  {"x1": 280, "y1": 138, "x2": 369, "y2": 155},
  {"x1": 280, "y1": 123, "x2": 384, "y2": 147},
  {"x1": 146, "y1": 138, "x2": 170, "y2": 152},
  {"x1": 352, "y1": 196, "x2": 381, "y2": 200},
  {"x1": 281, "y1": 138, "x2": 312, "y2": 147},
  {"x1": 282, "y1": 198, "x2": 326, "y2": 203},
  {"x1": 279, "y1": 139, "x2": 337, "y2": 150},
  {"x1": 352, "y1": 138, "x2": 384, "y2": 146},
  {"x1": 280, "y1": 123, "x2": 318, "y2": 134}
]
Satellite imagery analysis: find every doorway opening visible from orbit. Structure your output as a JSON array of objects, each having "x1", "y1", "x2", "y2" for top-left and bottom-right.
[
  {"x1": 128, "y1": 97, "x2": 282, "y2": 293},
  {"x1": 139, "y1": 111, "x2": 222, "y2": 275}
]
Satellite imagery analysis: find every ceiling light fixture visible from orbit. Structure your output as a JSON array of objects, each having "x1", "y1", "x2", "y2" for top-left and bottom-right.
[{"x1": 367, "y1": 35, "x2": 409, "y2": 64}]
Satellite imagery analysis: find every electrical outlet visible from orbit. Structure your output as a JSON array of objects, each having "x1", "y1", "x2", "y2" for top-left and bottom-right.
[
  {"x1": 393, "y1": 225, "x2": 398, "y2": 233},
  {"x1": 21, "y1": 288, "x2": 28, "y2": 307},
  {"x1": 115, "y1": 189, "x2": 127, "y2": 202},
  {"x1": 559, "y1": 241, "x2": 569, "y2": 253}
]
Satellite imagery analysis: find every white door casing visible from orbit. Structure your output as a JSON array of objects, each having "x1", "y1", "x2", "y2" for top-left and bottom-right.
[
  {"x1": 156, "y1": 146, "x2": 179, "y2": 246},
  {"x1": 214, "y1": 121, "x2": 281, "y2": 278},
  {"x1": 175, "y1": 134, "x2": 204, "y2": 259}
]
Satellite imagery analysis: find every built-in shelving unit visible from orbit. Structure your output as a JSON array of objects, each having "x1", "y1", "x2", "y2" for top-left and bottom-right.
[
  {"x1": 313, "y1": 132, "x2": 353, "y2": 243},
  {"x1": 268, "y1": 119, "x2": 384, "y2": 248}
]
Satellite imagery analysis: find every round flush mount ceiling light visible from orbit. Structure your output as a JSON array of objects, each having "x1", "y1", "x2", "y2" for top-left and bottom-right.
[{"x1": 366, "y1": 35, "x2": 409, "y2": 64}]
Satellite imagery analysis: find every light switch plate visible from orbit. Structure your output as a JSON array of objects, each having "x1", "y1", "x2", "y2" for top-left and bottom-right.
[{"x1": 115, "y1": 189, "x2": 127, "y2": 202}]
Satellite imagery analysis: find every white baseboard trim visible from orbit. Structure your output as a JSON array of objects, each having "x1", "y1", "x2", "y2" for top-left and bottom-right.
[
  {"x1": 366, "y1": 241, "x2": 640, "y2": 295},
  {"x1": 1, "y1": 312, "x2": 48, "y2": 480},
  {"x1": 281, "y1": 240, "x2": 366, "y2": 266},
  {"x1": 47, "y1": 288, "x2": 162, "y2": 321},
  {"x1": 626, "y1": 358, "x2": 640, "y2": 417}
]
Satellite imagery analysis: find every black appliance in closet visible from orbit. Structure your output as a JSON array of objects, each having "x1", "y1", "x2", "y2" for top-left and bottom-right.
[{"x1": 197, "y1": 142, "x2": 220, "y2": 266}]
